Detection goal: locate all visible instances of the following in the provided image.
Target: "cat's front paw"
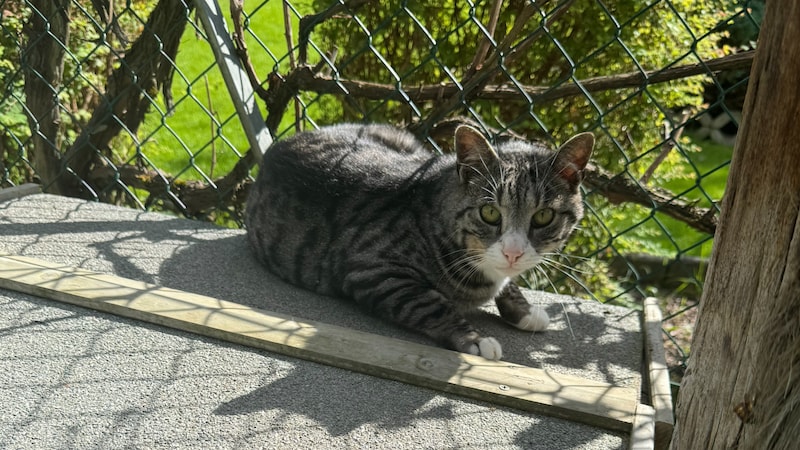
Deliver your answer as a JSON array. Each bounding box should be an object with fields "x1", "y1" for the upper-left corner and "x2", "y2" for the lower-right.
[
  {"x1": 466, "y1": 336, "x2": 503, "y2": 360},
  {"x1": 512, "y1": 305, "x2": 550, "y2": 332}
]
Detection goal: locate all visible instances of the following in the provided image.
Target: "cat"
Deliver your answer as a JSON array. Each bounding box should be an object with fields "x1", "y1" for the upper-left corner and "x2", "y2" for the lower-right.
[{"x1": 245, "y1": 123, "x2": 594, "y2": 360}]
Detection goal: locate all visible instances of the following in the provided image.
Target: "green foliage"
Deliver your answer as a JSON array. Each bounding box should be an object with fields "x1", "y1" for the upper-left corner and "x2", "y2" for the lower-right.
[
  {"x1": 0, "y1": 0, "x2": 161, "y2": 184},
  {"x1": 303, "y1": 0, "x2": 727, "y2": 139},
  {"x1": 0, "y1": 2, "x2": 29, "y2": 184}
]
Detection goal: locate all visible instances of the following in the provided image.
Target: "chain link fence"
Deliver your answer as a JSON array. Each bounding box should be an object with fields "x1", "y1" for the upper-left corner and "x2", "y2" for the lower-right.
[{"x1": 1, "y1": 0, "x2": 762, "y2": 384}]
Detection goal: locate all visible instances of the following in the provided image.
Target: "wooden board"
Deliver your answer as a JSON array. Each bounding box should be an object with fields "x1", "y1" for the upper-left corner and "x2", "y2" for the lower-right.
[
  {"x1": 630, "y1": 404, "x2": 656, "y2": 450},
  {"x1": 0, "y1": 254, "x2": 638, "y2": 432},
  {"x1": 0, "y1": 184, "x2": 41, "y2": 202},
  {"x1": 643, "y1": 297, "x2": 674, "y2": 449}
]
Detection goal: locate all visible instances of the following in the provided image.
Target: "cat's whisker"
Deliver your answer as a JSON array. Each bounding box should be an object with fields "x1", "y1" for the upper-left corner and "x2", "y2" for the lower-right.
[
  {"x1": 553, "y1": 251, "x2": 591, "y2": 262},
  {"x1": 539, "y1": 260, "x2": 597, "y2": 301},
  {"x1": 533, "y1": 265, "x2": 558, "y2": 293},
  {"x1": 560, "y1": 300, "x2": 577, "y2": 340},
  {"x1": 541, "y1": 257, "x2": 592, "y2": 275},
  {"x1": 435, "y1": 245, "x2": 487, "y2": 292},
  {"x1": 532, "y1": 266, "x2": 576, "y2": 340}
]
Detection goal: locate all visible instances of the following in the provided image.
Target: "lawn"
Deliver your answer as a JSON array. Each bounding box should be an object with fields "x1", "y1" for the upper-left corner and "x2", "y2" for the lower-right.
[
  {"x1": 132, "y1": 1, "x2": 299, "y2": 180},
  {"x1": 599, "y1": 137, "x2": 733, "y2": 260}
]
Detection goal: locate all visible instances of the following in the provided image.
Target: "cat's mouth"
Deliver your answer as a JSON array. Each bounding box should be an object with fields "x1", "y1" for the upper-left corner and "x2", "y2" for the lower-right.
[
  {"x1": 497, "y1": 257, "x2": 541, "y2": 278},
  {"x1": 495, "y1": 262, "x2": 533, "y2": 278}
]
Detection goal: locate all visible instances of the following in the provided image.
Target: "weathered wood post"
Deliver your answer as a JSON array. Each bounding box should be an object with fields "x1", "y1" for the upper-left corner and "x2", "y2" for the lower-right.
[{"x1": 671, "y1": 2, "x2": 800, "y2": 448}]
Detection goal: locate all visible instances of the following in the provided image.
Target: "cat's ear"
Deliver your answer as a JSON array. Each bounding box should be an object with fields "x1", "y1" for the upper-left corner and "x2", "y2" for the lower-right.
[
  {"x1": 455, "y1": 125, "x2": 500, "y2": 184},
  {"x1": 555, "y1": 132, "x2": 594, "y2": 185}
]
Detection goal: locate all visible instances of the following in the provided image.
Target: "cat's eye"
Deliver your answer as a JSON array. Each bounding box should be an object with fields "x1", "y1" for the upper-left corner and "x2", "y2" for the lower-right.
[
  {"x1": 479, "y1": 204, "x2": 502, "y2": 225},
  {"x1": 532, "y1": 208, "x2": 555, "y2": 227}
]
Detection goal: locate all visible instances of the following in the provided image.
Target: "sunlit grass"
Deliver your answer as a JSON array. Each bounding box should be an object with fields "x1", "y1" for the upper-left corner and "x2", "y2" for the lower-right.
[{"x1": 133, "y1": 1, "x2": 295, "y2": 179}]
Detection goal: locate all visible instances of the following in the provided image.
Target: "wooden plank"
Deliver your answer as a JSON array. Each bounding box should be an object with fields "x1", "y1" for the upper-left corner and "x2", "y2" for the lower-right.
[
  {"x1": 0, "y1": 184, "x2": 41, "y2": 202},
  {"x1": 642, "y1": 298, "x2": 674, "y2": 449},
  {"x1": 630, "y1": 404, "x2": 655, "y2": 450},
  {"x1": 194, "y1": 0, "x2": 272, "y2": 156},
  {"x1": 0, "y1": 254, "x2": 638, "y2": 432}
]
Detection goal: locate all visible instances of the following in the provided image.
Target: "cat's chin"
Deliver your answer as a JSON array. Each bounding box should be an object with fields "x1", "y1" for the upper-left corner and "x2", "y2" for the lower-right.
[
  {"x1": 484, "y1": 259, "x2": 540, "y2": 282},
  {"x1": 484, "y1": 266, "x2": 528, "y2": 284}
]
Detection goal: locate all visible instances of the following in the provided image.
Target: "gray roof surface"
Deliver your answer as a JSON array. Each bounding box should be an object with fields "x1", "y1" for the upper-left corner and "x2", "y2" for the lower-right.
[{"x1": 0, "y1": 193, "x2": 641, "y2": 449}]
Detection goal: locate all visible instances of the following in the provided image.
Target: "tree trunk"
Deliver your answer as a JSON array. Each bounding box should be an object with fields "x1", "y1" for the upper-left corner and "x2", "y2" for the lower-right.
[
  {"x1": 671, "y1": 2, "x2": 800, "y2": 449},
  {"x1": 23, "y1": 0, "x2": 71, "y2": 194},
  {"x1": 61, "y1": 0, "x2": 191, "y2": 199}
]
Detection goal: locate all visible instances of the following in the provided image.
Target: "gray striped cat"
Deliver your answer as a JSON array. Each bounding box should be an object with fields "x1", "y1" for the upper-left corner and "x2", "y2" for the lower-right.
[{"x1": 245, "y1": 124, "x2": 594, "y2": 360}]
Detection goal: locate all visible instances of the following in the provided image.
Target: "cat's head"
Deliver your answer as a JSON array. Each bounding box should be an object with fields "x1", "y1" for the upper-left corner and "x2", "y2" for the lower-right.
[{"x1": 453, "y1": 125, "x2": 594, "y2": 283}]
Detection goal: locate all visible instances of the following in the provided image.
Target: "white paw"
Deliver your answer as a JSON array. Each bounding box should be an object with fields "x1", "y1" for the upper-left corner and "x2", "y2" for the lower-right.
[
  {"x1": 513, "y1": 305, "x2": 549, "y2": 332},
  {"x1": 467, "y1": 337, "x2": 503, "y2": 360}
]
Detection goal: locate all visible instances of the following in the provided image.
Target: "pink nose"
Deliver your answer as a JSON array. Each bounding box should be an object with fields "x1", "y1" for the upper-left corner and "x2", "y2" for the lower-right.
[{"x1": 503, "y1": 248, "x2": 524, "y2": 264}]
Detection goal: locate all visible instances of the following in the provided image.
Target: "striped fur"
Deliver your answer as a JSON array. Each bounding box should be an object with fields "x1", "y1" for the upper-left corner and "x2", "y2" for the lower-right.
[{"x1": 245, "y1": 124, "x2": 593, "y2": 360}]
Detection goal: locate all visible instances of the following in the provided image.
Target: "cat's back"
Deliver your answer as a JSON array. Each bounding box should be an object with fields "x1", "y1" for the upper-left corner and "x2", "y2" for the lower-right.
[
  {"x1": 245, "y1": 123, "x2": 446, "y2": 293},
  {"x1": 261, "y1": 124, "x2": 435, "y2": 193}
]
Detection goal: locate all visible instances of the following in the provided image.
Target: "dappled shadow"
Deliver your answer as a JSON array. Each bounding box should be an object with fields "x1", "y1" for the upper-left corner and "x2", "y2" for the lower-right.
[
  {"x1": 466, "y1": 295, "x2": 642, "y2": 389},
  {"x1": 0, "y1": 193, "x2": 638, "y2": 445},
  {"x1": 214, "y1": 363, "x2": 447, "y2": 436},
  {"x1": 0, "y1": 194, "x2": 642, "y2": 389}
]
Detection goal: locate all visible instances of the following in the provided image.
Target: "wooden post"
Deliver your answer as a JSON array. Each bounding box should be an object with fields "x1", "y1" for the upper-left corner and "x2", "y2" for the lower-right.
[{"x1": 671, "y1": 2, "x2": 800, "y2": 449}]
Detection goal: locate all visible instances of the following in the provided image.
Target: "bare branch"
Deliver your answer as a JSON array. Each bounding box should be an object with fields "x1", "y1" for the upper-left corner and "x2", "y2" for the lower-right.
[
  {"x1": 464, "y1": 0, "x2": 504, "y2": 79},
  {"x1": 297, "y1": 0, "x2": 371, "y2": 65},
  {"x1": 281, "y1": 0, "x2": 303, "y2": 131},
  {"x1": 584, "y1": 164, "x2": 718, "y2": 235},
  {"x1": 89, "y1": 150, "x2": 256, "y2": 217},
  {"x1": 267, "y1": 50, "x2": 753, "y2": 108},
  {"x1": 230, "y1": 0, "x2": 269, "y2": 100},
  {"x1": 409, "y1": 2, "x2": 545, "y2": 137},
  {"x1": 640, "y1": 110, "x2": 692, "y2": 185}
]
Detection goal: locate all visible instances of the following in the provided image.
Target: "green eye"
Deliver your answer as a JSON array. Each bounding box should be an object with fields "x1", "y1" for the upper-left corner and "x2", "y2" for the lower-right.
[
  {"x1": 532, "y1": 208, "x2": 555, "y2": 227},
  {"x1": 479, "y1": 204, "x2": 502, "y2": 225}
]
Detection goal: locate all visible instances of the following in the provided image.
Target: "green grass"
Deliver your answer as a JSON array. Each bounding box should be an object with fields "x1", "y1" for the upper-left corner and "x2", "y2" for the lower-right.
[
  {"x1": 663, "y1": 138, "x2": 732, "y2": 203},
  {"x1": 607, "y1": 137, "x2": 733, "y2": 259},
  {"x1": 129, "y1": 1, "x2": 297, "y2": 180}
]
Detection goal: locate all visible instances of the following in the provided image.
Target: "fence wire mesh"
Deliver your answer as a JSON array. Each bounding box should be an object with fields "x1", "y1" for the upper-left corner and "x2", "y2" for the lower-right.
[{"x1": 1, "y1": 0, "x2": 762, "y2": 384}]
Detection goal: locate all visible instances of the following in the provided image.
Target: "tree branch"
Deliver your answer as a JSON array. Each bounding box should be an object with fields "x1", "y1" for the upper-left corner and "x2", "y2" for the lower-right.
[
  {"x1": 88, "y1": 149, "x2": 256, "y2": 217},
  {"x1": 230, "y1": 0, "x2": 269, "y2": 100},
  {"x1": 61, "y1": 0, "x2": 191, "y2": 198},
  {"x1": 265, "y1": 50, "x2": 754, "y2": 108},
  {"x1": 297, "y1": 0, "x2": 371, "y2": 66},
  {"x1": 583, "y1": 164, "x2": 718, "y2": 235},
  {"x1": 640, "y1": 110, "x2": 691, "y2": 185},
  {"x1": 409, "y1": 2, "x2": 547, "y2": 137}
]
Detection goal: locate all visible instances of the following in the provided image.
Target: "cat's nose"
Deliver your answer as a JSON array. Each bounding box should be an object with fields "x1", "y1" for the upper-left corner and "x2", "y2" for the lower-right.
[{"x1": 503, "y1": 248, "x2": 524, "y2": 264}]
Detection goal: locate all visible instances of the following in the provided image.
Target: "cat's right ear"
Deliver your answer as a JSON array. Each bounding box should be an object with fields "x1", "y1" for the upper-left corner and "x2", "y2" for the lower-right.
[
  {"x1": 455, "y1": 125, "x2": 500, "y2": 184},
  {"x1": 555, "y1": 132, "x2": 594, "y2": 186}
]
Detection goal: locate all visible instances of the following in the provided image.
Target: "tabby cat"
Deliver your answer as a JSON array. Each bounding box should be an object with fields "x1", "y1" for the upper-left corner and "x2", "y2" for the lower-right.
[{"x1": 245, "y1": 124, "x2": 594, "y2": 360}]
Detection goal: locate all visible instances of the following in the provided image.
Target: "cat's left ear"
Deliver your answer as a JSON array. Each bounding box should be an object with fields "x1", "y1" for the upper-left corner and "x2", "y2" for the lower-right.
[
  {"x1": 556, "y1": 132, "x2": 594, "y2": 185},
  {"x1": 455, "y1": 125, "x2": 500, "y2": 184}
]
